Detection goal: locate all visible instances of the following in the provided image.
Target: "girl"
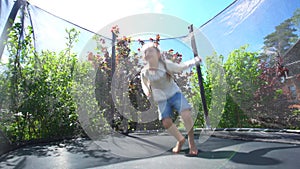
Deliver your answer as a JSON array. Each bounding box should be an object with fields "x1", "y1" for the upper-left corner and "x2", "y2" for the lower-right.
[{"x1": 140, "y1": 44, "x2": 201, "y2": 155}]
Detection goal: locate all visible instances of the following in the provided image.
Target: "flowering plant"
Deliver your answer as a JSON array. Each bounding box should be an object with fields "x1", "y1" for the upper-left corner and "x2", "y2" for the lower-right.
[{"x1": 86, "y1": 25, "x2": 195, "y2": 132}]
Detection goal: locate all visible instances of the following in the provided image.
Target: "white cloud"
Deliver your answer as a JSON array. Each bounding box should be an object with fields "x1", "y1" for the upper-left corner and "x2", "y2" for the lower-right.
[
  {"x1": 30, "y1": 0, "x2": 164, "y2": 31},
  {"x1": 151, "y1": 0, "x2": 164, "y2": 13},
  {"x1": 219, "y1": 0, "x2": 264, "y2": 35}
]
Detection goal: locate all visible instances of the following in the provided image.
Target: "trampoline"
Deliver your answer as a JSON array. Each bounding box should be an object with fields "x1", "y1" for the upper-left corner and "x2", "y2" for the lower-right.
[{"x1": 1, "y1": 0, "x2": 300, "y2": 168}]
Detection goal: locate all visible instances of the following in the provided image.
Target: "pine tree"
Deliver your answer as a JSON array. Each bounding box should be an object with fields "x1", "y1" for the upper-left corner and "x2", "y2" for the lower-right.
[{"x1": 263, "y1": 18, "x2": 298, "y2": 57}]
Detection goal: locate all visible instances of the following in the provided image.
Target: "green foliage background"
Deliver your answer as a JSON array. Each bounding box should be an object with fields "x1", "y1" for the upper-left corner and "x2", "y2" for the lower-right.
[
  {"x1": 0, "y1": 23, "x2": 87, "y2": 143},
  {"x1": 1, "y1": 8, "x2": 300, "y2": 144}
]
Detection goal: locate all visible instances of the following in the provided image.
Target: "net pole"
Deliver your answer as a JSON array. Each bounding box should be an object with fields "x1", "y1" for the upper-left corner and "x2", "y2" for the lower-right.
[{"x1": 188, "y1": 24, "x2": 211, "y2": 129}]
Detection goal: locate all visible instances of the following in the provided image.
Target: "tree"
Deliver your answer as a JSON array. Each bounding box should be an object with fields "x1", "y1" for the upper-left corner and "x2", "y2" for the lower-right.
[
  {"x1": 223, "y1": 45, "x2": 261, "y2": 127},
  {"x1": 291, "y1": 8, "x2": 300, "y2": 34},
  {"x1": 1, "y1": 22, "x2": 85, "y2": 142},
  {"x1": 263, "y1": 18, "x2": 298, "y2": 58},
  {"x1": 89, "y1": 27, "x2": 196, "y2": 133},
  {"x1": 256, "y1": 11, "x2": 300, "y2": 128},
  {"x1": 190, "y1": 54, "x2": 227, "y2": 128}
]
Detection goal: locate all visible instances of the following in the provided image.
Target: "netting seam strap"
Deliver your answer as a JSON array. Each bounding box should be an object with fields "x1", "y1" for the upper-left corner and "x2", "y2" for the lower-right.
[{"x1": 199, "y1": 0, "x2": 238, "y2": 29}]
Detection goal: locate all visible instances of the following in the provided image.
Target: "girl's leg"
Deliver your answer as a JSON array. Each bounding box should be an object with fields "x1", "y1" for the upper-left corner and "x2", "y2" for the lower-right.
[
  {"x1": 181, "y1": 109, "x2": 198, "y2": 155},
  {"x1": 162, "y1": 117, "x2": 185, "y2": 153}
]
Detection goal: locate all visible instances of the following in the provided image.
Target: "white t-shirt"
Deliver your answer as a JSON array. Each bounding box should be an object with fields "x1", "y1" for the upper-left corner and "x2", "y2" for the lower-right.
[{"x1": 141, "y1": 58, "x2": 198, "y2": 102}]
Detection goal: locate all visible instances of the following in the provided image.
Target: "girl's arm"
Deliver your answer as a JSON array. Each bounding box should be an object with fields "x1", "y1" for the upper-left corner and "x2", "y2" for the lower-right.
[{"x1": 165, "y1": 56, "x2": 201, "y2": 73}]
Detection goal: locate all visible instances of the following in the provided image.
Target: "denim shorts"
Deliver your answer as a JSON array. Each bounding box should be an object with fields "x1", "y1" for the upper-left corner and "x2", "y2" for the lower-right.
[{"x1": 157, "y1": 92, "x2": 192, "y2": 120}]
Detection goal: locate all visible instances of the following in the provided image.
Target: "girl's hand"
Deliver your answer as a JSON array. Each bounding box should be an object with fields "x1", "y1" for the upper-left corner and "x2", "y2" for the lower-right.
[
  {"x1": 146, "y1": 94, "x2": 152, "y2": 102},
  {"x1": 194, "y1": 56, "x2": 202, "y2": 65},
  {"x1": 145, "y1": 92, "x2": 151, "y2": 98}
]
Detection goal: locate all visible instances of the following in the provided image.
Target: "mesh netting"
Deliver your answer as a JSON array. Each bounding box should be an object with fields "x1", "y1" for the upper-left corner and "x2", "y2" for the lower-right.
[{"x1": 0, "y1": 0, "x2": 300, "y2": 158}]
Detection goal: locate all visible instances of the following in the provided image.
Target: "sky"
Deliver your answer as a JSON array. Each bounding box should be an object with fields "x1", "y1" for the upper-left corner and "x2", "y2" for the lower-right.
[
  {"x1": 200, "y1": 0, "x2": 300, "y2": 56},
  {"x1": 27, "y1": 0, "x2": 300, "y2": 56},
  {"x1": 29, "y1": 0, "x2": 235, "y2": 31},
  {"x1": 2, "y1": 0, "x2": 299, "y2": 63},
  {"x1": 25, "y1": 0, "x2": 235, "y2": 61}
]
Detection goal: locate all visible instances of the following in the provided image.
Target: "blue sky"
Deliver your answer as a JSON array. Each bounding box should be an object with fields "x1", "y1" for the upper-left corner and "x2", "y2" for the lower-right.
[
  {"x1": 200, "y1": 0, "x2": 300, "y2": 56},
  {"x1": 155, "y1": 0, "x2": 235, "y2": 28},
  {"x1": 29, "y1": 0, "x2": 235, "y2": 31},
  {"x1": 28, "y1": 0, "x2": 300, "y2": 56},
  {"x1": 2, "y1": 0, "x2": 299, "y2": 63},
  {"x1": 26, "y1": 0, "x2": 234, "y2": 60}
]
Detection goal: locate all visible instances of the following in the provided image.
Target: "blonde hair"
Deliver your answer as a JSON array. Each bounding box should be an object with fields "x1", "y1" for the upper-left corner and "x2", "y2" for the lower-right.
[{"x1": 141, "y1": 42, "x2": 160, "y2": 59}]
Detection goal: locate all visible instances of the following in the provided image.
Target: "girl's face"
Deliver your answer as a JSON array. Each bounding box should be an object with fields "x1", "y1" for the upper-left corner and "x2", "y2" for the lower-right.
[{"x1": 144, "y1": 47, "x2": 160, "y2": 64}]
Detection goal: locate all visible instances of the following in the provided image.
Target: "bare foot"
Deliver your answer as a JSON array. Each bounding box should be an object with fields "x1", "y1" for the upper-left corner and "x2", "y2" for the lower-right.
[
  {"x1": 189, "y1": 147, "x2": 198, "y2": 156},
  {"x1": 172, "y1": 138, "x2": 185, "y2": 153}
]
